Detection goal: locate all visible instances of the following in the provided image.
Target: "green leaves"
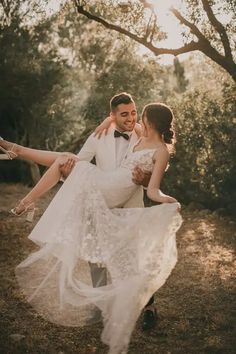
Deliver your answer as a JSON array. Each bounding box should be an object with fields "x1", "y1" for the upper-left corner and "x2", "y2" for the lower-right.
[{"x1": 163, "y1": 78, "x2": 236, "y2": 212}]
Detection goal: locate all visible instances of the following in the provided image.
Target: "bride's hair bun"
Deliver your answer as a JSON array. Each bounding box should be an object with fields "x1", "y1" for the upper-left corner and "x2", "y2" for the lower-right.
[{"x1": 163, "y1": 128, "x2": 174, "y2": 144}]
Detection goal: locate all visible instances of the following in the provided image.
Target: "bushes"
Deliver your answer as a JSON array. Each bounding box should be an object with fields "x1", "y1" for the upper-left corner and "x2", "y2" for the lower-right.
[{"x1": 162, "y1": 82, "x2": 236, "y2": 214}]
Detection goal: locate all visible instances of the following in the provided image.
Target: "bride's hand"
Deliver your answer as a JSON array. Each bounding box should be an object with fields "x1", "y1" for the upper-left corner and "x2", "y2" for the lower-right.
[
  {"x1": 94, "y1": 116, "x2": 115, "y2": 138},
  {"x1": 159, "y1": 195, "x2": 178, "y2": 203},
  {"x1": 147, "y1": 188, "x2": 178, "y2": 204}
]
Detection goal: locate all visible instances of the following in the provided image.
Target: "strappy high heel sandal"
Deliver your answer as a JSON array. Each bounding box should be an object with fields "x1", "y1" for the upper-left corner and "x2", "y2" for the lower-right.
[
  {"x1": 11, "y1": 200, "x2": 36, "y2": 222},
  {"x1": 0, "y1": 137, "x2": 18, "y2": 160}
]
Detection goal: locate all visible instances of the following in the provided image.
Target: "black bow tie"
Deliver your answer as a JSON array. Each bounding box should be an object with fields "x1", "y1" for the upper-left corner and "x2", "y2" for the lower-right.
[{"x1": 114, "y1": 130, "x2": 130, "y2": 140}]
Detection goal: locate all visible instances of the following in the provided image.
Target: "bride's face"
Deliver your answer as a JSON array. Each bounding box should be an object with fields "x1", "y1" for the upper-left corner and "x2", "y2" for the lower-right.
[{"x1": 112, "y1": 103, "x2": 137, "y2": 132}]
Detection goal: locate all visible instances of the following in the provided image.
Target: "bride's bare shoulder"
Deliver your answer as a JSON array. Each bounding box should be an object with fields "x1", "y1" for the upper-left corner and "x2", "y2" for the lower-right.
[{"x1": 153, "y1": 145, "x2": 169, "y2": 162}]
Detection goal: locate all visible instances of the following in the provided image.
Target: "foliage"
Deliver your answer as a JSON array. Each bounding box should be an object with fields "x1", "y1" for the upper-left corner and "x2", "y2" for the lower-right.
[
  {"x1": 55, "y1": 4, "x2": 166, "y2": 130},
  {"x1": 162, "y1": 76, "x2": 236, "y2": 212},
  {"x1": 173, "y1": 57, "x2": 189, "y2": 93},
  {"x1": 0, "y1": 1, "x2": 88, "y2": 182},
  {"x1": 0, "y1": 1, "x2": 72, "y2": 149},
  {"x1": 0, "y1": 1, "x2": 165, "y2": 181},
  {"x1": 75, "y1": 0, "x2": 236, "y2": 81},
  {"x1": 81, "y1": 51, "x2": 165, "y2": 124}
]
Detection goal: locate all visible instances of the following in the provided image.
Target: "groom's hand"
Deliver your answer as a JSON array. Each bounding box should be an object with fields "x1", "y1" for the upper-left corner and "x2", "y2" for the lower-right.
[
  {"x1": 132, "y1": 166, "x2": 151, "y2": 187},
  {"x1": 59, "y1": 158, "x2": 76, "y2": 179}
]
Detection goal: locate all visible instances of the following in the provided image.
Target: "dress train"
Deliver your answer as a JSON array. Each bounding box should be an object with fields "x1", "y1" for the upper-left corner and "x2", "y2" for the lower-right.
[{"x1": 16, "y1": 157, "x2": 182, "y2": 354}]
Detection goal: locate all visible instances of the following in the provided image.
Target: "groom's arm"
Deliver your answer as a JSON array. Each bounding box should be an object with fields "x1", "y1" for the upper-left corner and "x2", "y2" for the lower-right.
[
  {"x1": 60, "y1": 133, "x2": 97, "y2": 178},
  {"x1": 76, "y1": 132, "x2": 97, "y2": 161},
  {"x1": 132, "y1": 166, "x2": 151, "y2": 188}
]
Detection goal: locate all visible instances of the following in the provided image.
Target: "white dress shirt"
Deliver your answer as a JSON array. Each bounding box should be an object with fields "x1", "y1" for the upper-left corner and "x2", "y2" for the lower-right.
[{"x1": 114, "y1": 131, "x2": 132, "y2": 167}]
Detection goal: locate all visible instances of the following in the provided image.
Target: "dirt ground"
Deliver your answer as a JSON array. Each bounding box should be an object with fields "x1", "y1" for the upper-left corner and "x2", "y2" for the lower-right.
[{"x1": 0, "y1": 183, "x2": 235, "y2": 354}]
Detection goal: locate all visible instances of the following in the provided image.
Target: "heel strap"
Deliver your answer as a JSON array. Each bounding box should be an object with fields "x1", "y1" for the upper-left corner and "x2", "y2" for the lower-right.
[
  {"x1": 0, "y1": 142, "x2": 18, "y2": 160},
  {"x1": 7, "y1": 143, "x2": 17, "y2": 159},
  {"x1": 11, "y1": 200, "x2": 35, "y2": 216}
]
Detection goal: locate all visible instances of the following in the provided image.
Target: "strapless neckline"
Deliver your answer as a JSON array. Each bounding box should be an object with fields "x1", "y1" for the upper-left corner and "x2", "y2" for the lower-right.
[
  {"x1": 131, "y1": 137, "x2": 159, "y2": 154},
  {"x1": 132, "y1": 147, "x2": 156, "y2": 153}
]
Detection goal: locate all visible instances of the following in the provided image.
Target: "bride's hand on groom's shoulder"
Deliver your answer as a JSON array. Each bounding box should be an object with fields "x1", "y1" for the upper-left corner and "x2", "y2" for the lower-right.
[{"x1": 94, "y1": 116, "x2": 115, "y2": 138}]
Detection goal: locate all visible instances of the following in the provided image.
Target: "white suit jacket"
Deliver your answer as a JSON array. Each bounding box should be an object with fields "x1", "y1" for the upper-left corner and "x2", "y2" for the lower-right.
[{"x1": 77, "y1": 128, "x2": 144, "y2": 208}]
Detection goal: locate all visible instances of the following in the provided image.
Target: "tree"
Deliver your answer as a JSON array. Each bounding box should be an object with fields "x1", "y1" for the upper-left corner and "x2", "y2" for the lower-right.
[
  {"x1": 0, "y1": 0, "x2": 48, "y2": 27},
  {"x1": 0, "y1": 1, "x2": 166, "y2": 182},
  {"x1": 54, "y1": 3, "x2": 166, "y2": 142},
  {"x1": 0, "y1": 1, "x2": 76, "y2": 182},
  {"x1": 173, "y1": 57, "x2": 189, "y2": 93},
  {"x1": 74, "y1": 0, "x2": 236, "y2": 82},
  {"x1": 164, "y1": 78, "x2": 236, "y2": 213}
]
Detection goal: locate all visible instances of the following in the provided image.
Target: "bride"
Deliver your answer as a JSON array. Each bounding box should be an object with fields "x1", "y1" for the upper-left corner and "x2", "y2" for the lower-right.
[{"x1": 0, "y1": 102, "x2": 182, "y2": 354}]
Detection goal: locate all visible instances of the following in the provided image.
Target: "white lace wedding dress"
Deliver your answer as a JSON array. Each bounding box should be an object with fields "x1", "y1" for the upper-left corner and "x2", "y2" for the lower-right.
[{"x1": 16, "y1": 147, "x2": 182, "y2": 354}]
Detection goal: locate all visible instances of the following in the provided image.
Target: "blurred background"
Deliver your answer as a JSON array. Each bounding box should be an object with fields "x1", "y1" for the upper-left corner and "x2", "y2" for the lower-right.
[{"x1": 0, "y1": 0, "x2": 235, "y2": 215}]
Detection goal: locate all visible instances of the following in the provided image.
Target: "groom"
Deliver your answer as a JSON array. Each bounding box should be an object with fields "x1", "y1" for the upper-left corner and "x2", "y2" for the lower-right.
[{"x1": 60, "y1": 92, "x2": 157, "y2": 331}]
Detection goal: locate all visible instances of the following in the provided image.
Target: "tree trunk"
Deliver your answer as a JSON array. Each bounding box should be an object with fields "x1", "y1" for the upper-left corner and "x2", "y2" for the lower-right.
[{"x1": 26, "y1": 161, "x2": 41, "y2": 185}]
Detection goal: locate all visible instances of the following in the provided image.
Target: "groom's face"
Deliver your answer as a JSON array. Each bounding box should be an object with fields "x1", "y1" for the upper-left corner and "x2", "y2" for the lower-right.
[{"x1": 112, "y1": 102, "x2": 137, "y2": 132}]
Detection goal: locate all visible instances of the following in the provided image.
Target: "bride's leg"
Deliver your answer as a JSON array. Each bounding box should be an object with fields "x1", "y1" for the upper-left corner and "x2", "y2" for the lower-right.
[
  {"x1": 13, "y1": 154, "x2": 79, "y2": 215},
  {"x1": 0, "y1": 139, "x2": 63, "y2": 166},
  {"x1": 17, "y1": 147, "x2": 61, "y2": 166}
]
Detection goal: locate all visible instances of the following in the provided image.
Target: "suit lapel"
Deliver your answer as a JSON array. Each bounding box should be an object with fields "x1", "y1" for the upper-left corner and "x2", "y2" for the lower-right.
[{"x1": 100, "y1": 129, "x2": 139, "y2": 169}]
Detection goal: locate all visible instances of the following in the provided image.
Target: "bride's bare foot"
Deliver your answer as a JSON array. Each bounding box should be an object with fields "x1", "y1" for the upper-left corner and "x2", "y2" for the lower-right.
[
  {"x1": 11, "y1": 199, "x2": 36, "y2": 222},
  {"x1": 0, "y1": 137, "x2": 19, "y2": 160}
]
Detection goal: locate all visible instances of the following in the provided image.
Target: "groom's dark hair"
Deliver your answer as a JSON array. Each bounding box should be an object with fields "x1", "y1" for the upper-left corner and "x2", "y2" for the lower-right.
[{"x1": 110, "y1": 92, "x2": 134, "y2": 111}]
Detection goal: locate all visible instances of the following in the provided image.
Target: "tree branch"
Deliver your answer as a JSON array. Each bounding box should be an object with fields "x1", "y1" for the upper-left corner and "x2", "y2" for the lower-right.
[
  {"x1": 74, "y1": 2, "x2": 152, "y2": 47},
  {"x1": 149, "y1": 12, "x2": 158, "y2": 44},
  {"x1": 74, "y1": 1, "x2": 236, "y2": 81},
  {"x1": 170, "y1": 6, "x2": 236, "y2": 80},
  {"x1": 201, "y1": 0, "x2": 233, "y2": 60},
  {"x1": 152, "y1": 41, "x2": 201, "y2": 55},
  {"x1": 144, "y1": 12, "x2": 153, "y2": 40},
  {"x1": 170, "y1": 7, "x2": 209, "y2": 44},
  {"x1": 74, "y1": 2, "x2": 201, "y2": 56},
  {"x1": 138, "y1": 0, "x2": 154, "y2": 11}
]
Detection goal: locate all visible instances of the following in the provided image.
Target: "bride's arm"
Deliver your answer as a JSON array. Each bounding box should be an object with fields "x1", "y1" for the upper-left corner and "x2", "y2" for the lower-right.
[
  {"x1": 94, "y1": 119, "x2": 142, "y2": 138},
  {"x1": 94, "y1": 115, "x2": 115, "y2": 138},
  {"x1": 147, "y1": 148, "x2": 178, "y2": 203},
  {"x1": 134, "y1": 123, "x2": 142, "y2": 138}
]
